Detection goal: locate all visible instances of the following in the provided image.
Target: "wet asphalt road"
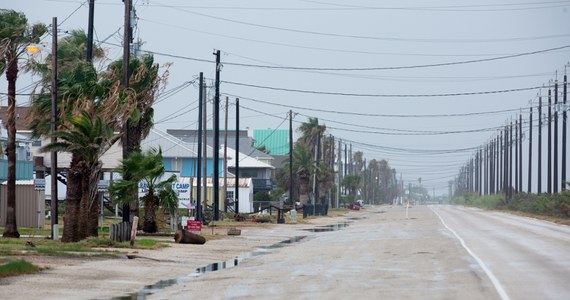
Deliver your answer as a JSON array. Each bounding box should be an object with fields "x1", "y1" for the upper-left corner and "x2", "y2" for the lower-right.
[{"x1": 431, "y1": 205, "x2": 570, "y2": 300}]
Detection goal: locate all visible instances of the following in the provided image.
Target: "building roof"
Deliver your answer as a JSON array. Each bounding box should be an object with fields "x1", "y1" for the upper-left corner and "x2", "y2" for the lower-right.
[
  {"x1": 142, "y1": 128, "x2": 216, "y2": 158},
  {"x1": 253, "y1": 129, "x2": 290, "y2": 155},
  {"x1": 167, "y1": 129, "x2": 273, "y2": 160},
  {"x1": 225, "y1": 146, "x2": 274, "y2": 169}
]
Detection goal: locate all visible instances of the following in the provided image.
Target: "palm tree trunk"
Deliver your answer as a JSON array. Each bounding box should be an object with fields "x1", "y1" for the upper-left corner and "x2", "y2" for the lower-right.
[
  {"x1": 86, "y1": 163, "x2": 102, "y2": 237},
  {"x1": 142, "y1": 191, "x2": 157, "y2": 233},
  {"x1": 62, "y1": 155, "x2": 83, "y2": 242},
  {"x1": 2, "y1": 60, "x2": 19, "y2": 238},
  {"x1": 299, "y1": 177, "x2": 310, "y2": 205}
]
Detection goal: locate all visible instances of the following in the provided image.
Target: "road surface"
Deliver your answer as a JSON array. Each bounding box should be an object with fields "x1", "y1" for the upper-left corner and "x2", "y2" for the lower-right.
[
  {"x1": 3, "y1": 205, "x2": 569, "y2": 299},
  {"x1": 147, "y1": 205, "x2": 569, "y2": 299}
]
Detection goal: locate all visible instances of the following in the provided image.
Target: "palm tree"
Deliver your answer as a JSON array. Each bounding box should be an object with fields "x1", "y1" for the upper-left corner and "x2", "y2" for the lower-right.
[
  {"x1": 109, "y1": 147, "x2": 177, "y2": 233},
  {"x1": 101, "y1": 54, "x2": 166, "y2": 222},
  {"x1": 40, "y1": 112, "x2": 118, "y2": 242},
  {"x1": 0, "y1": 10, "x2": 46, "y2": 238},
  {"x1": 298, "y1": 117, "x2": 326, "y2": 158}
]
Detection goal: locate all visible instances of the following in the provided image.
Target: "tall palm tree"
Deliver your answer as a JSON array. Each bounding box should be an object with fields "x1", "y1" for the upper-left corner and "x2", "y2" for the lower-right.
[
  {"x1": 298, "y1": 117, "x2": 326, "y2": 158},
  {"x1": 40, "y1": 112, "x2": 118, "y2": 242},
  {"x1": 109, "y1": 147, "x2": 177, "y2": 233},
  {"x1": 0, "y1": 10, "x2": 46, "y2": 238},
  {"x1": 101, "y1": 54, "x2": 166, "y2": 222}
]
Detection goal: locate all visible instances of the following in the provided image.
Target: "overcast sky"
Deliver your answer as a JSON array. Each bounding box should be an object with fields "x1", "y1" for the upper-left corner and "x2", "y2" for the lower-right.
[{"x1": 1, "y1": 0, "x2": 569, "y2": 195}]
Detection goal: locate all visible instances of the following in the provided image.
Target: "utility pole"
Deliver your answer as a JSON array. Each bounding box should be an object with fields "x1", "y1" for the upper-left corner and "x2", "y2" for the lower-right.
[
  {"x1": 121, "y1": 0, "x2": 132, "y2": 223},
  {"x1": 86, "y1": 0, "x2": 95, "y2": 61},
  {"x1": 235, "y1": 98, "x2": 240, "y2": 213},
  {"x1": 515, "y1": 119, "x2": 519, "y2": 193},
  {"x1": 509, "y1": 121, "x2": 513, "y2": 199},
  {"x1": 503, "y1": 126, "x2": 509, "y2": 196},
  {"x1": 548, "y1": 89, "x2": 552, "y2": 194},
  {"x1": 337, "y1": 139, "x2": 342, "y2": 208},
  {"x1": 50, "y1": 17, "x2": 59, "y2": 240},
  {"x1": 518, "y1": 114, "x2": 523, "y2": 193},
  {"x1": 213, "y1": 50, "x2": 221, "y2": 220},
  {"x1": 223, "y1": 96, "x2": 228, "y2": 212},
  {"x1": 554, "y1": 81, "x2": 559, "y2": 194},
  {"x1": 196, "y1": 73, "x2": 203, "y2": 221},
  {"x1": 562, "y1": 74, "x2": 567, "y2": 191},
  {"x1": 289, "y1": 110, "x2": 294, "y2": 207},
  {"x1": 202, "y1": 82, "x2": 207, "y2": 219},
  {"x1": 538, "y1": 96, "x2": 543, "y2": 193},
  {"x1": 528, "y1": 106, "x2": 533, "y2": 193}
]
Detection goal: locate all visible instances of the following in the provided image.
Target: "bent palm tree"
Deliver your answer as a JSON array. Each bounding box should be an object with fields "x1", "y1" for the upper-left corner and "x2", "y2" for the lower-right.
[
  {"x1": 0, "y1": 10, "x2": 46, "y2": 238},
  {"x1": 40, "y1": 112, "x2": 118, "y2": 242}
]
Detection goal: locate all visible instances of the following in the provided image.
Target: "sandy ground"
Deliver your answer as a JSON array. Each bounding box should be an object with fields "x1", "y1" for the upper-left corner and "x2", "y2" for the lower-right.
[{"x1": 0, "y1": 206, "x2": 500, "y2": 300}]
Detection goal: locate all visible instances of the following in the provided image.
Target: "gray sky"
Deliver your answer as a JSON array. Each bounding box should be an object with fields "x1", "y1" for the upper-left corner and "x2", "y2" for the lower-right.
[{"x1": 1, "y1": 0, "x2": 569, "y2": 195}]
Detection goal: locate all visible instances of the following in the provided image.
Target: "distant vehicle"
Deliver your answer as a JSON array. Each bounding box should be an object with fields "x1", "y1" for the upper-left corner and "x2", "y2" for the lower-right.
[{"x1": 356, "y1": 200, "x2": 364, "y2": 207}]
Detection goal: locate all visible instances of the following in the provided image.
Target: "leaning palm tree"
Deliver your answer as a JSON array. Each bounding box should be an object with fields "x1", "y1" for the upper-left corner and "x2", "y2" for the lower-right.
[
  {"x1": 109, "y1": 147, "x2": 177, "y2": 233},
  {"x1": 0, "y1": 10, "x2": 46, "y2": 238},
  {"x1": 40, "y1": 112, "x2": 118, "y2": 242},
  {"x1": 101, "y1": 54, "x2": 167, "y2": 223}
]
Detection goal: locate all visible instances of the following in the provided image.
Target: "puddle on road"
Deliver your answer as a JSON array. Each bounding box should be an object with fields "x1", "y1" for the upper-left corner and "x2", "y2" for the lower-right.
[
  {"x1": 111, "y1": 236, "x2": 308, "y2": 300},
  {"x1": 302, "y1": 222, "x2": 349, "y2": 232}
]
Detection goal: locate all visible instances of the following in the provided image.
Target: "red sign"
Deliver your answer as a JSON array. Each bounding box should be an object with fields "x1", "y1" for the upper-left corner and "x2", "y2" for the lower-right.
[{"x1": 187, "y1": 220, "x2": 202, "y2": 233}]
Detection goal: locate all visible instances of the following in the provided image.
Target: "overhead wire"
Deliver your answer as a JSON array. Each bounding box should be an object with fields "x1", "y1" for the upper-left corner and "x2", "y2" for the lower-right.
[{"x1": 224, "y1": 80, "x2": 548, "y2": 98}]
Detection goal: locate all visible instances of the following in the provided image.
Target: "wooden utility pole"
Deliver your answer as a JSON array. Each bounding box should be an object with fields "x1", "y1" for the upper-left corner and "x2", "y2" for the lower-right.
[
  {"x1": 235, "y1": 98, "x2": 240, "y2": 213},
  {"x1": 121, "y1": 0, "x2": 132, "y2": 223},
  {"x1": 528, "y1": 106, "x2": 533, "y2": 193},
  {"x1": 86, "y1": 0, "x2": 95, "y2": 61},
  {"x1": 289, "y1": 110, "x2": 294, "y2": 206},
  {"x1": 554, "y1": 82, "x2": 559, "y2": 194},
  {"x1": 196, "y1": 73, "x2": 203, "y2": 221},
  {"x1": 548, "y1": 89, "x2": 552, "y2": 194},
  {"x1": 538, "y1": 96, "x2": 543, "y2": 193},
  {"x1": 562, "y1": 75, "x2": 567, "y2": 191},
  {"x1": 223, "y1": 97, "x2": 228, "y2": 212},
  {"x1": 51, "y1": 17, "x2": 59, "y2": 240},
  {"x1": 213, "y1": 50, "x2": 220, "y2": 220},
  {"x1": 202, "y1": 82, "x2": 208, "y2": 219}
]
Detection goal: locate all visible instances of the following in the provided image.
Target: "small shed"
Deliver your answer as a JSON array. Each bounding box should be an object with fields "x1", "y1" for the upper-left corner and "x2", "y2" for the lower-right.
[{"x1": 0, "y1": 180, "x2": 45, "y2": 228}]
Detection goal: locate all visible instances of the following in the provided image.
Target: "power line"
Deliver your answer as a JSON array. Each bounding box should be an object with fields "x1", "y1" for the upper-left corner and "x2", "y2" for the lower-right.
[
  {"x1": 227, "y1": 93, "x2": 528, "y2": 118},
  {"x1": 165, "y1": 5, "x2": 570, "y2": 43},
  {"x1": 223, "y1": 80, "x2": 548, "y2": 98},
  {"x1": 222, "y1": 45, "x2": 570, "y2": 71}
]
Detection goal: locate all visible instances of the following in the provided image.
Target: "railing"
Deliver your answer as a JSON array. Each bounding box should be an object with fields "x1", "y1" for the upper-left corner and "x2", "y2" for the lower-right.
[{"x1": 252, "y1": 179, "x2": 275, "y2": 191}]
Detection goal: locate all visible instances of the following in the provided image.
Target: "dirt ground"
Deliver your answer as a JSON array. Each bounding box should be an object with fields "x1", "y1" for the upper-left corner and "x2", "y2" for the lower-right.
[
  {"x1": 0, "y1": 211, "x2": 353, "y2": 300},
  {"x1": 0, "y1": 206, "x2": 499, "y2": 300}
]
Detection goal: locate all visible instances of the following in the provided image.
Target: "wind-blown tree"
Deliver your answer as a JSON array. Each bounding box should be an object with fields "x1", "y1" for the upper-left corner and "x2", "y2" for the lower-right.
[
  {"x1": 109, "y1": 147, "x2": 177, "y2": 233},
  {"x1": 40, "y1": 112, "x2": 118, "y2": 241},
  {"x1": 28, "y1": 31, "x2": 130, "y2": 241},
  {"x1": 29, "y1": 30, "x2": 166, "y2": 240},
  {"x1": 101, "y1": 55, "x2": 168, "y2": 222},
  {"x1": 298, "y1": 118, "x2": 327, "y2": 204},
  {"x1": 280, "y1": 142, "x2": 316, "y2": 205},
  {"x1": 0, "y1": 10, "x2": 46, "y2": 238}
]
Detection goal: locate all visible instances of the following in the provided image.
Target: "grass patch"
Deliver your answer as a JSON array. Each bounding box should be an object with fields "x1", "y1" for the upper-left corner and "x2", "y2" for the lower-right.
[{"x1": 0, "y1": 259, "x2": 40, "y2": 278}]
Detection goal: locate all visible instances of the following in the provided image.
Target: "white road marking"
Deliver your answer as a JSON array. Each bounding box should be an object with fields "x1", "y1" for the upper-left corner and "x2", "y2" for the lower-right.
[{"x1": 429, "y1": 206, "x2": 510, "y2": 300}]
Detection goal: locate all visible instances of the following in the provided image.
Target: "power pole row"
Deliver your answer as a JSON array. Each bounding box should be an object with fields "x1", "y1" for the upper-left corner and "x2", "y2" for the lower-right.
[{"x1": 456, "y1": 78, "x2": 568, "y2": 197}]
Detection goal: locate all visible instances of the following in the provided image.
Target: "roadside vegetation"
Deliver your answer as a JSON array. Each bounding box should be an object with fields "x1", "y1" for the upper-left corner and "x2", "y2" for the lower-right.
[
  {"x1": 453, "y1": 187, "x2": 570, "y2": 225},
  {"x1": 0, "y1": 259, "x2": 39, "y2": 278}
]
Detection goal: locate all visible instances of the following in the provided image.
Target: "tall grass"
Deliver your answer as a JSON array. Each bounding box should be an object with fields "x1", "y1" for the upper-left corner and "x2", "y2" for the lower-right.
[{"x1": 0, "y1": 259, "x2": 39, "y2": 278}]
